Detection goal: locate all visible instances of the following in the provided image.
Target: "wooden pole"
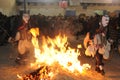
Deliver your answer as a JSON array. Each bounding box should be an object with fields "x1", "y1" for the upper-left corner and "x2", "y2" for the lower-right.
[{"x1": 23, "y1": 0, "x2": 26, "y2": 13}]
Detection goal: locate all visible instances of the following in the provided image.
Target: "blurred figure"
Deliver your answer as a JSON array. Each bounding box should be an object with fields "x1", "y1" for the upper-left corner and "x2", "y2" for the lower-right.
[
  {"x1": 15, "y1": 13, "x2": 34, "y2": 65},
  {"x1": 84, "y1": 14, "x2": 111, "y2": 75}
]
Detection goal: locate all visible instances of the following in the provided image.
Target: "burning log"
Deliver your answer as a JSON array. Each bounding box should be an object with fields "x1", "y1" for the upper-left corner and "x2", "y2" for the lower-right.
[{"x1": 21, "y1": 66, "x2": 51, "y2": 80}]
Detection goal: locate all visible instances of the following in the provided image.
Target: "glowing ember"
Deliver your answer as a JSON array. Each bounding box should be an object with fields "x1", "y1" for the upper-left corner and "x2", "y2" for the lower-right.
[
  {"x1": 17, "y1": 74, "x2": 23, "y2": 79},
  {"x1": 17, "y1": 28, "x2": 91, "y2": 80}
]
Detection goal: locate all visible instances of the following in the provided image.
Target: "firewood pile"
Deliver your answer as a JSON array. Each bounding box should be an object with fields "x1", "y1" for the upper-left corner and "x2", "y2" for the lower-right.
[{"x1": 21, "y1": 66, "x2": 51, "y2": 80}]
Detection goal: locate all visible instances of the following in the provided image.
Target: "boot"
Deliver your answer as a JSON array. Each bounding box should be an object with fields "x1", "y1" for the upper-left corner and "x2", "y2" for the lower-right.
[
  {"x1": 100, "y1": 69, "x2": 105, "y2": 75},
  {"x1": 95, "y1": 65, "x2": 105, "y2": 75},
  {"x1": 15, "y1": 54, "x2": 26, "y2": 65},
  {"x1": 95, "y1": 66, "x2": 100, "y2": 73},
  {"x1": 99, "y1": 65, "x2": 105, "y2": 75}
]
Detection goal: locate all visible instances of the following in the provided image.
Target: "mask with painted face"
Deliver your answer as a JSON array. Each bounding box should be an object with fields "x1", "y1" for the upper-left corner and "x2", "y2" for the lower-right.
[
  {"x1": 101, "y1": 15, "x2": 109, "y2": 27},
  {"x1": 22, "y1": 13, "x2": 30, "y2": 23}
]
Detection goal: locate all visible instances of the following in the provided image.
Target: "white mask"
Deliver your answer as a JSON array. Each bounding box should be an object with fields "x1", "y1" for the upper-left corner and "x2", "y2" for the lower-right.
[
  {"x1": 101, "y1": 15, "x2": 109, "y2": 27},
  {"x1": 22, "y1": 13, "x2": 30, "y2": 23}
]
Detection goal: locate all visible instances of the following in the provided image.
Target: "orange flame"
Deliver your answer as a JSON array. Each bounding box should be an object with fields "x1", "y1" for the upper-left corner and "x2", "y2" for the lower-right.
[{"x1": 29, "y1": 28, "x2": 91, "y2": 73}]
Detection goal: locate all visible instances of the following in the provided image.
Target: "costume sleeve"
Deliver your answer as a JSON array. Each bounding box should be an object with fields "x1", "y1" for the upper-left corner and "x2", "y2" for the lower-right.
[{"x1": 106, "y1": 26, "x2": 110, "y2": 40}]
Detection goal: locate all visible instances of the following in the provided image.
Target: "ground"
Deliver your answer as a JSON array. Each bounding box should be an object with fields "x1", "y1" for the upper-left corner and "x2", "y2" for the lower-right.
[{"x1": 0, "y1": 35, "x2": 120, "y2": 80}]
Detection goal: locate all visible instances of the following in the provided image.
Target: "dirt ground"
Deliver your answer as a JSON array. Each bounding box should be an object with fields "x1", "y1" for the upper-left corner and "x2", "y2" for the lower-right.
[{"x1": 0, "y1": 36, "x2": 120, "y2": 80}]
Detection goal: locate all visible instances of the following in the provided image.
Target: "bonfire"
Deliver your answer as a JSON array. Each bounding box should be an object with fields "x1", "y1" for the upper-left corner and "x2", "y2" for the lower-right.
[{"x1": 17, "y1": 28, "x2": 91, "y2": 80}]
